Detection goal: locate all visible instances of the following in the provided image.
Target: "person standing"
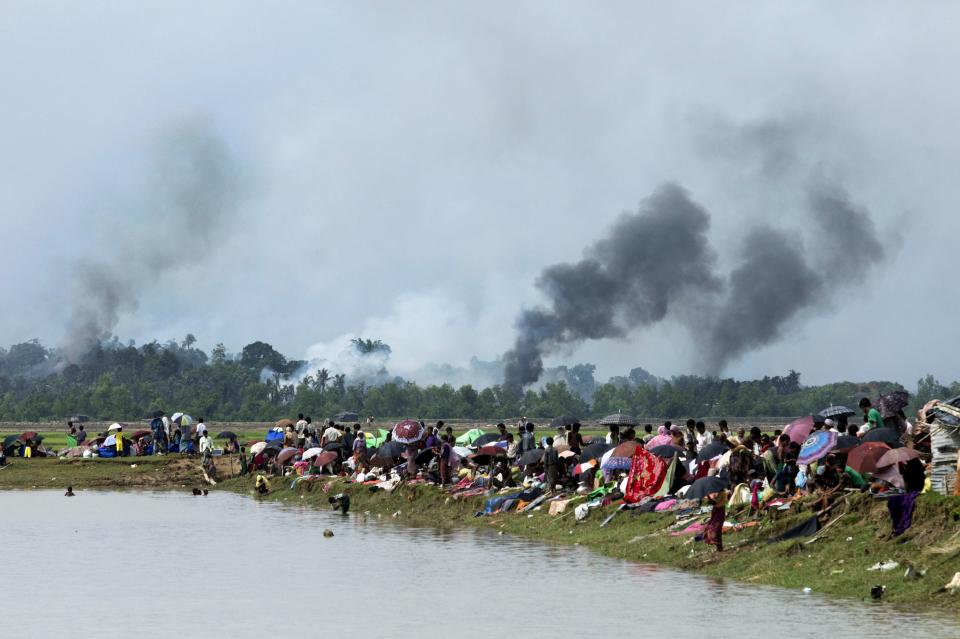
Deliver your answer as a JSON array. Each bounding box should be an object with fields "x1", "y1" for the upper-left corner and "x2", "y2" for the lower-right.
[
  {"x1": 295, "y1": 414, "x2": 307, "y2": 434},
  {"x1": 543, "y1": 437, "x2": 560, "y2": 494},
  {"x1": 438, "y1": 435, "x2": 452, "y2": 485},
  {"x1": 352, "y1": 428, "x2": 367, "y2": 472},
  {"x1": 115, "y1": 427, "x2": 124, "y2": 457},
  {"x1": 199, "y1": 430, "x2": 214, "y2": 458},
  {"x1": 76, "y1": 424, "x2": 87, "y2": 445},
  {"x1": 520, "y1": 423, "x2": 535, "y2": 454},
  {"x1": 695, "y1": 421, "x2": 713, "y2": 451},
  {"x1": 858, "y1": 398, "x2": 884, "y2": 433}
]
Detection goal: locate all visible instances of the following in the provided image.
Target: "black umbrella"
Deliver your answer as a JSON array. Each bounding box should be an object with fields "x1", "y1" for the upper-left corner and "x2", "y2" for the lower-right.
[
  {"x1": 415, "y1": 448, "x2": 436, "y2": 464},
  {"x1": 862, "y1": 428, "x2": 902, "y2": 446},
  {"x1": 150, "y1": 410, "x2": 165, "y2": 419},
  {"x1": 834, "y1": 435, "x2": 861, "y2": 451},
  {"x1": 876, "y1": 391, "x2": 910, "y2": 419},
  {"x1": 581, "y1": 442, "x2": 614, "y2": 463},
  {"x1": 685, "y1": 476, "x2": 730, "y2": 500},
  {"x1": 518, "y1": 449, "x2": 544, "y2": 466},
  {"x1": 216, "y1": 431, "x2": 237, "y2": 440},
  {"x1": 599, "y1": 413, "x2": 638, "y2": 427},
  {"x1": 323, "y1": 442, "x2": 345, "y2": 452},
  {"x1": 376, "y1": 441, "x2": 405, "y2": 459},
  {"x1": 473, "y1": 433, "x2": 501, "y2": 447},
  {"x1": 549, "y1": 416, "x2": 578, "y2": 428},
  {"x1": 819, "y1": 405, "x2": 855, "y2": 419},
  {"x1": 649, "y1": 445, "x2": 682, "y2": 459},
  {"x1": 3, "y1": 434, "x2": 20, "y2": 448},
  {"x1": 696, "y1": 442, "x2": 729, "y2": 463}
]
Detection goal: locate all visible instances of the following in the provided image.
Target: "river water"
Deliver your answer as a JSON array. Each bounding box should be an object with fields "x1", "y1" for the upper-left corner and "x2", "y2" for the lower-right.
[{"x1": 2, "y1": 490, "x2": 957, "y2": 639}]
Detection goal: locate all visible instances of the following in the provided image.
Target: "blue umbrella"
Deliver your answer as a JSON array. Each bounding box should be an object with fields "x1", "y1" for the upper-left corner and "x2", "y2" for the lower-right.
[{"x1": 798, "y1": 430, "x2": 837, "y2": 465}]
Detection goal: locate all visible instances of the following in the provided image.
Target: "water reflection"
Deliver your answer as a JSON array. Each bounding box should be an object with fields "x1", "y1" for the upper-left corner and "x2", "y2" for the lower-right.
[{"x1": 1, "y1": 490, "x2": 957, "y2": 639}]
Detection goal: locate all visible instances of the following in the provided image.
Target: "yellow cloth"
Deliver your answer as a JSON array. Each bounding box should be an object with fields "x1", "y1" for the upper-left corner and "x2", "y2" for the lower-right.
[
  {"x1": 24, "y1": 446, "x2": 32, "y2": 458},
  {"x1": 115, "y1": 433, "x2": 123, "y2": 452}
]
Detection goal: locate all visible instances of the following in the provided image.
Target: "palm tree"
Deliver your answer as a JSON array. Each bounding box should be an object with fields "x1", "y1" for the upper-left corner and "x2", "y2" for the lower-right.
[{"x1": 315, "y1": 368, "x2": 330, "y2": 394}]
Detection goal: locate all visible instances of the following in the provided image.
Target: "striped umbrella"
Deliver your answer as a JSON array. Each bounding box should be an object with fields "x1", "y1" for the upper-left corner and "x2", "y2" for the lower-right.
[{"x1": 798, "y1": 430, "x2": 837, "y2": 465}]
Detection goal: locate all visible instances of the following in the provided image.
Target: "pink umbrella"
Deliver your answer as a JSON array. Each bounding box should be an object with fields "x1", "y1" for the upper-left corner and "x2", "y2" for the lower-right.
[
  {"x1": 783, "y1": 415, "x2": 816, "y2": 445},
  {"x1": 276, "y1": 447, "x2": 298, "y2": 464},
  {"x1": 392, "y1": 419, "x2": 425, "y2": 445}
]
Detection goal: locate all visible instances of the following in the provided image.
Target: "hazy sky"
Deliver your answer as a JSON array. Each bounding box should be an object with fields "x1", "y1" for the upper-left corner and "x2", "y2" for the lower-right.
[{"x1": 1, "y1": 2, "x2": 957, "y2": 387}]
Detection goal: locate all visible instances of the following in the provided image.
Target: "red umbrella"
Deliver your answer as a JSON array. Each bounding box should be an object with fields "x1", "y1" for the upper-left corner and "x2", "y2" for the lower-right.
[
  {"x1": 392, "y1": 419, "x2": 425, "y2": 445},
  {"x1": 469, "y1": 446, "x2": 507, "y2": 464},
  {"x1": 877, "y1": 447, "x2": 922, "y2": 468},
  {"x1": 847, "y1": 442, "x2": 891, "y2": 475},
  {"x1": 783, "y1": 416, "x2": 815, "y2": 445},
  {"x1": 131, "y1": 429, "x2": 152, "y2": 439},
  {"x1": 20, "y1": 431, "x2": 39, "y2": 442}
]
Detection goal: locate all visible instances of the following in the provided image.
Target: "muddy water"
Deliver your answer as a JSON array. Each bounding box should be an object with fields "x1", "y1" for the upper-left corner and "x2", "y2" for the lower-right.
[{"x1": 2, "y1": 491, "x2": 957, "y2": 639}]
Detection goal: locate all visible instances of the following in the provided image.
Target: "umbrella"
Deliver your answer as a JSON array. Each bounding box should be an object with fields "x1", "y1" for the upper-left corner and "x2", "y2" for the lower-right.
[
  {"x1": 783, "y1": 416, "x2": 816, "y2": 445},
  {"x1": 549, "y1": 416, "x2": 578, "y2": 428},
  {"x1": 696, "y1": 442, "x2": 728, "y2": 463},
  {"x1": 302, "y1": 447, "x2": 323, "y2": 460},
  {"x1": 276, "y1": 447, "x2": 298, "y2": 464},
  {"x1": 819, "y1": 405, "x2": 856, "y2": 419},
  {"x1": 555, "y1": 443, "x2": 571, "y2": 454},
  {"x1": 392, "y1": 419, "x2": 425, "y2": 445},
  {"x1": 473, "y1": 433, "x2": 501, "y2": 447},
  {"x1": 20, "y1": 431, "x2": 40, "y2": 441},
  {"x1": 312, "y1": 451, "x2": 338, "y2": 467},
  {"x1": 59, "y1": 447, "x2": 84, "y2": 458},
  {"x1": 649, "y1": 445, "x2": 682, "y2": 459},
  {"x1": 249, "y1": 442, "x2": 267, "y2": 455},
  {"x1": 130, "y1": 429, "x2": 152, "y2": 439},
  {"x1": 862, "y1": 428, "x2": 902, "y2": 447},
  {"x1": 559, "y1": 450, "x2": 577, "y2": 460},
  {"x1": 415, "y1": 448, "x2": 437, "y2": 464},
  {"x1": 332, "y1": 411, "x2": 360, "y2": 423},
  {"x1": 686, "y1": 476, "x2": 730, "y2": 500},
  {"x1": 172, "y1": 413, "x2": 193, "y2": 426},
  {"x1": 877, "y1": 447, "x2": 923, "y2": 468},
  {"x1": 847, "y1": 442, "x2": 891, "y2": 475},
  {"x1": 581, "y1": 442, "x2": 614, "y2": 463},
  {"x1": 599, "y1": 412, "x2": 639, "y2": 427},
  {"x1": 376, "y1": 441, "x2": 405, "y2": 458},
  {"x1": 574, "y1": 459, "x2": 597, "y2": 476},
  {"x1": 150, "y1": 410, "x2": 165, "y2": 418},
  {"x1": 85, "y1": 435, "x2": 106, "y2": 448},
  {"x1": 469, "y1": 446, "x2": 507, "y2": 465},
  {"x1": 454, "y1": 428, "x2": 485, "y2": 446},
  {"x1": 3, "y1": 434, "x2": 21, "y2": 448},
  {"x1": 798, "y1": 430, "x2": 837, "y2": 465},
  {"x1": 876, "y1": 391, "x2": 910, "y2": 419},
  {"x1": 275, "y1": 418, "x2": 295, "y2": 429},
  {"x1": 601, "y1": 440, "x2": 639, "y2": 472},
  {"x1": 518, "y1": 449, "x2": 544, "y2": 466},
  {"x1": 834, "y1": 435, "x2": 861, "y2": 452},
  {"x1": 452, "y1": 446, "x2": 473, "y2": 459},
  {"x1": 216, "y1": 431, "x2": 237, "y2": 440}
]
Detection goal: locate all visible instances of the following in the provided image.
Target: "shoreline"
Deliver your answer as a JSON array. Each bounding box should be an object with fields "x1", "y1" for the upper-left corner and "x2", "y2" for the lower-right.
[{"x1": 4, "y1": 457, "x2": 960, "y2": 612}]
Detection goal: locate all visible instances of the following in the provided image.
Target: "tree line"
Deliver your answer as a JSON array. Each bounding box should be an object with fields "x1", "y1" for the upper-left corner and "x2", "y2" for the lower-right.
[{"x1": 0, "y1": 337, "x2": 944, "y2": 423}]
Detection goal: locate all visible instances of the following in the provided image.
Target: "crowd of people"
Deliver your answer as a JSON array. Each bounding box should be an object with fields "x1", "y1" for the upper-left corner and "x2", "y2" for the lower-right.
[{"x1": 240, "y1": 394, "x2": 928, "y2": 552}]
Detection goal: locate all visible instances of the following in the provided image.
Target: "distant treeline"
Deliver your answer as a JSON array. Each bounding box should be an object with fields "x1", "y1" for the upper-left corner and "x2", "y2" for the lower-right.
[{"x1": 0, "y1": 337, "x2": 951, "y2": 423}]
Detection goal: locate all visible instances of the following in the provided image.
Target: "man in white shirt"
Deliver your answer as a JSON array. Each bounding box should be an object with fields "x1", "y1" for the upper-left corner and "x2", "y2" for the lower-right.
[
  {"x1": 322, "y1": 421, "x2": 343, "y2": 446},
  {"x1": 295, "y1": 413, "x2": 308, "y2": 434},
  {"x1": 199, "y1": 432, "x2": 214, "y2": 457},
  {"x1": 196, "y1": 419, "x2": 208, "y2": 436},
  {"x1": 695, "y1": 421, "x2": 713, "y2": 451}
]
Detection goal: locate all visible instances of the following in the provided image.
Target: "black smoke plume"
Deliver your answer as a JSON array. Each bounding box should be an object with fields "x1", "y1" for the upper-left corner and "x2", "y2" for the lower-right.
[
  {"x1": 503, "y1": 179, "x2": 885, "y2": 390},
  {"x1": 503, "y1": 184, "x2": 720, "y2": 389}
]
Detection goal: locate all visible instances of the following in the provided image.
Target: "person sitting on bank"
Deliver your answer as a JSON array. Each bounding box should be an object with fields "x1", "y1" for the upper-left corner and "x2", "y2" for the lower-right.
[{"x1": 255, "y1": 474, "x2": 271, "y2": 495}]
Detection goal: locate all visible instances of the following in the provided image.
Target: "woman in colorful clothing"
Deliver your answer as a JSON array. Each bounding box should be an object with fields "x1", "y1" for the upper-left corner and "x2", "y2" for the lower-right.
[{"x1": 702, "y1": 489, "x2": 728, "y2": 552}]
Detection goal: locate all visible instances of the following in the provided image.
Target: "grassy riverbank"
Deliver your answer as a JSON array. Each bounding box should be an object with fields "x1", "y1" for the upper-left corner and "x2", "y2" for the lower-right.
[{"x1": 218, "y1": 473, "x2": 960, "y2": 611}]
